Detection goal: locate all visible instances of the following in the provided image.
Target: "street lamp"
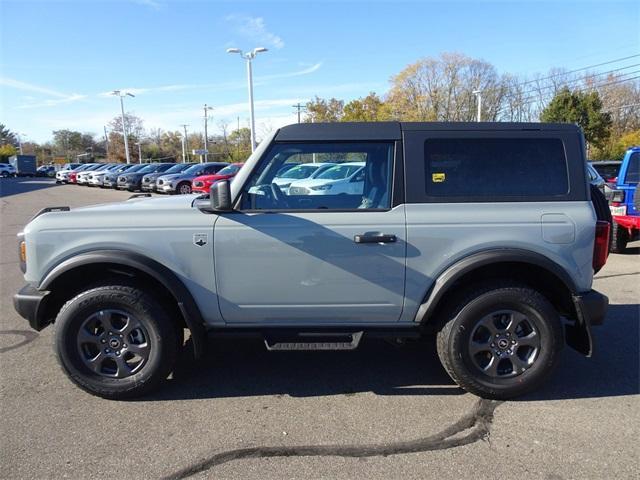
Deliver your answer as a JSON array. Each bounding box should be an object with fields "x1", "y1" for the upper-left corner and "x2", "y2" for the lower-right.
[
  {"x1": 178, "y1": 134, "x2": 186, "y2": 163},
  {"x1": 473, "y1": 89, "x2": 482, "y2": 122},
  {"x1": 134, "y1": 141, "x2": 143, "y2": 164},
  {"x1": 180, "y1": 124, "x2": 189, "y2": 161},
  {"x1": 227, "y1": 46, "x2": 268, "y2": 152},
  {"x1": 203, "y1": 104, "x2": 213, "y2": 162},
  {"x1": 111, "y1": 90, "x2": 135, "y2": 163},
  {"x1": 17, "y1": 132, "x2": 26, "y2": 155}
]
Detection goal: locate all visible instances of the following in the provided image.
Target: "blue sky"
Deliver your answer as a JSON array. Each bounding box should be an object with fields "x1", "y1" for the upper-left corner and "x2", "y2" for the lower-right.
[{"x1": 1, "y1": 0, "x2": 638, "y2": 142}]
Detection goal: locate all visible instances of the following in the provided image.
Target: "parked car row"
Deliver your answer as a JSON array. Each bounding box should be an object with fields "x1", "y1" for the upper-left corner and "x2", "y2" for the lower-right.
[{"x1": 54, "y1": 161, "x2": 246, "y2": 195}]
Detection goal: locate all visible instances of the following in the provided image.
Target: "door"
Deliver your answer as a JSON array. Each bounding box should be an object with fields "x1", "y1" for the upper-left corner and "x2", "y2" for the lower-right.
[{"x1": 213, "y1": 141, "x2": 406, "y2": 325}]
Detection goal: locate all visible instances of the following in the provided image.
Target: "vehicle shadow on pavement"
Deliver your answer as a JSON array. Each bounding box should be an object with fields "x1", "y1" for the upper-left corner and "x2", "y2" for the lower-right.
[
  {"x1": 147, "y1": 337, "x2": 464, "y2": 401},
  {"x1": 0, "y1": 178, "x2": 60, "y2": 198},
  {"x1": 146, "y1": 303, "x2": 639, "y2": 402},
  {"x1": 523, "y1": 303, "x2": 640, "y2": 401}
]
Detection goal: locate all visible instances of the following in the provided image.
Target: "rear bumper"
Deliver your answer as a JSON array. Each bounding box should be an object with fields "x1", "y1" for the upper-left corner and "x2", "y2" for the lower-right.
[
  {"x1": 13, "y1": 284, "x2": 52, "y2": 331},
  {"x1": 573, "y1": 289, "x2": 608, "y2": 326},
  {"x1": 613, "y1": 214, "x2": 640, "y2": 230},
  {"x1": 566, "y1": 289, "x2": 608, "y2": 357}
]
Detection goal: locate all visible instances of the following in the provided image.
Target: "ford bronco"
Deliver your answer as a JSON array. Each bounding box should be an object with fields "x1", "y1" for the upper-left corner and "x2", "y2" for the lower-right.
[{"x1": 14, "y1": 122, "x2": 609, "y2": 400}]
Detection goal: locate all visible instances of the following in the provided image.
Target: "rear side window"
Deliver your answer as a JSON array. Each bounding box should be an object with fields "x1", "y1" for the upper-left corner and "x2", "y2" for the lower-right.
[
  {"x1": 424, "y1": 138, "x2": 569, "y2": 197},
  {"x1": 623, "y1": 152, "x2": 639, "y2": 184}
]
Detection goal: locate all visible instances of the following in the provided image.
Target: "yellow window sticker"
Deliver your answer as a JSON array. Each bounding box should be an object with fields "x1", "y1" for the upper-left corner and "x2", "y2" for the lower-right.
[{"x1": 432, "y1": 173, "x2": 446, "y2": 183}]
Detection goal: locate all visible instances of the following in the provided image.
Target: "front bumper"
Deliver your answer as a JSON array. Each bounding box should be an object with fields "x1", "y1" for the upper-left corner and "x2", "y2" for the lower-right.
[
  {"x1": 141, "y1": 182, "x2": 156, "y2": 191},
  {"x1": 13, "y1": 284, "x2": 52, "y2": 331},
  {"x1": 158, "y1": 183, "x2": 176, "y2": 193}
]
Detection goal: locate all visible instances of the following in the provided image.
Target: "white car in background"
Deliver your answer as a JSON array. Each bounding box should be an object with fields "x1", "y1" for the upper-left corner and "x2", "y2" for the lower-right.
[
  {"x1": 0, "y1": 162, "x2": 17, "y2": 178},
  {"x1": 55, "y1": 163, "x2": 82, "y2": 183},
  {"x1": 288, "y1": 162, "x2": 365, "y2": 195},
  {"x1": 76, "y1": 164, "x2": 108, "y2": 185},
  {"x1": 272, "y1": 162, "x2": 335, "y2": 193},
  {"x1": 88, "y1": 164, "x2": 123, "y2": 187}
]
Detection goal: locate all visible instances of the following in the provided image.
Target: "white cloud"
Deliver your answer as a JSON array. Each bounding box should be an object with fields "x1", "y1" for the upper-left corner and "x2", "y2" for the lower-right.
[
  {"x1": 1, "y1": 76, "x2": 71, "y2": 98},
  {"x1": 1, "y1": 76, "x2": 87, "y2": 108},
  {"x1": 225, "y1": 15, "x2": 285, "y2": 49},
  {"x1": 96, "y1": 63, "x2": 322, "y2": 98},
  {"x1": 17, "y1": 94, "x2": 88, "y2": 109},
  {"x1": 131, "y1": 0, "x2": 163, "y2": 9}
]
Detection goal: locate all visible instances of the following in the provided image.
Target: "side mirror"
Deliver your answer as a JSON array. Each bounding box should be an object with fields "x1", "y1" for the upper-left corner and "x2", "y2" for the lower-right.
[{"x1": 210, "y1": 179, "x2": 232, "y2": 211}]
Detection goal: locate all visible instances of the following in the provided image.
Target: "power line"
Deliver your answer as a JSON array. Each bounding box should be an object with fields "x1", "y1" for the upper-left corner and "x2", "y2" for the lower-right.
[
  {"x1": 510, "y1": 53, "x2": 640, "y2": 88},
  {"x1": 496, "y1": 74, "x2": 640, "y2": 116},
  {"x1": 490, "y1": 64, "x2": 640, "y2": 103}
]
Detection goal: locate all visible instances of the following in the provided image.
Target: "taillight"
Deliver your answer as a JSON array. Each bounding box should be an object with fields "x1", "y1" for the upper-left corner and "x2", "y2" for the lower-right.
[{"x1": 593, "y1": 220, "x2": 610, "y2": 272}]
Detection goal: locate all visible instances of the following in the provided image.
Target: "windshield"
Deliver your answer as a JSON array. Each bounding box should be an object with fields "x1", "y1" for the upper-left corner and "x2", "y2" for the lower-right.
[
  {"x1": 218, "y1": 164, "x2": 241, "y2": 175},
  {"x1": 138, "y1": 164, "x2": 158, "y2": 173},
  {"x1": 184, "y1": 163, "x2": 213, "y2": 175},
  {"x1": 316, "y1": 164, "x2": 363, "y2": 180},
  {"x1": 277, "y1": 164, "x2": 320, "y2": 179},
  {"x1": 165, "y1": 163, "x2": 191, "y2": 174},
  {"x1": 87, "y1": 164, "x2": 104, "y2": 171},
  {"x1": 125, "y1": 164, "x2": 146, "y2": 173}
]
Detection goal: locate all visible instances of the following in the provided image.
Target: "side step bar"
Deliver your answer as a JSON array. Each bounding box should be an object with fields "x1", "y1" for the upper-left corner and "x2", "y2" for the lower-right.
[{"x1": 264, "y1": 331, "x2": 364, "y2": 351}]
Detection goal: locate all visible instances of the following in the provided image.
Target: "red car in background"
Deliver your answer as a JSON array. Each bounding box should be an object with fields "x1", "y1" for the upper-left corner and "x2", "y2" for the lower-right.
[{"x1": 192, "y1": 163, "x2": 244, "y2": 193}]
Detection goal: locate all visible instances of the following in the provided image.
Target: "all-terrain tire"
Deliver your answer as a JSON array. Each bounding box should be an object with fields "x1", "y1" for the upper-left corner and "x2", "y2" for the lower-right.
[
  {"x1": 609, "y1": 221, "x2": 628, "y2": 254},
  {"x1": 436, "y1": 282, "x2": 563, "y2": 399},
  {"x1": 54, "y1": 285, "x2": 178, "y2": 399}
]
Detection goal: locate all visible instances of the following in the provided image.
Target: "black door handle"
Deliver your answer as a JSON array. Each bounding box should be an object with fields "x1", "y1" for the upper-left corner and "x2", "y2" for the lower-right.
[{"x1": 354, "y1": 233, "x2": 397, "y2": 244}]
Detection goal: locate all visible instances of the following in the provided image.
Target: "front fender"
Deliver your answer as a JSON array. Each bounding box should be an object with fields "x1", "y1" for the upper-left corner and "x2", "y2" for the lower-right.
[{"x1": 39, "y1": 249, "x2": 207, "y2": 358}]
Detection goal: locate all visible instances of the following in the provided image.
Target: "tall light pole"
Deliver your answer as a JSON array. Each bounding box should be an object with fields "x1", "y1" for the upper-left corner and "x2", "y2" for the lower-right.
[
  {"x1": 111, "y1": 90, "x2": 135, "y2": 163},
  {"x1": 226, "y1": 47, "x2": 268, "y2": 152},
  {"x1": 473, "y1": 89, "x2": 482, "y2": 122},
  {"x1": 135, "y1": 141, "x2": 143, "y2": 164},
  {"x1": 17, "y1": 132, "x2": 26, "y2": 155},
  {"x1": 203, "y1": 104, "x2": 213, "y2": 163},
  {"x1": 179, "y1": 134, "x2": 186, "y2": 163},
  {"x1": 180, "y1": 124, "x2": 189, "y2": 162}
]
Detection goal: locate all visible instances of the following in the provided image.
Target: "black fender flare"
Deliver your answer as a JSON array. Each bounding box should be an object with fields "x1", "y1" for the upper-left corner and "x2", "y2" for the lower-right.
[
  {"x1": 414, "y1": 248, "x2": 579, "y2": 324},
  {"x1": 40, "y1": 250, "x2": 206, "y2": 358}
]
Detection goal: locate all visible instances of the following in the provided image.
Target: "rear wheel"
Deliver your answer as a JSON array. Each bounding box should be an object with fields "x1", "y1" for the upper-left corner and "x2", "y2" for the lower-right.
[
  {"x1": 177, "y1": 182, "x2": 192, "y2": 194},
  {"x1": 610, "y1": 221, "x2": 628, "y2": 254},
  {"x1": 437, "y1": 283, "x2": 563, "y2": 399},
  {"x1": 54, "y1": 285, "x2": 179, "y2": 399}
]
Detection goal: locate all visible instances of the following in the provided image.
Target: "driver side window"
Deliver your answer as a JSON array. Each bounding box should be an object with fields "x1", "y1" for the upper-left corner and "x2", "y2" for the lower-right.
[{"x1": 239, "y1": 142, "x2": 394, "y2": 211}]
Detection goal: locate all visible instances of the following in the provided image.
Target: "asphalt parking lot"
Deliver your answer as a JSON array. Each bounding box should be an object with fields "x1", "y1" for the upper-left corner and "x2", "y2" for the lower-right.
[{"x1": 0, "y1": 177, "x2": 638, "y2": 479}]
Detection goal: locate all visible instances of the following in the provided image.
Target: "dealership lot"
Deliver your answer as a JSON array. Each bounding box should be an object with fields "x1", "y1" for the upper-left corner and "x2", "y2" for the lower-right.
[{"x1": 0, "y1": 178, "x2": 638, "y2": 479}]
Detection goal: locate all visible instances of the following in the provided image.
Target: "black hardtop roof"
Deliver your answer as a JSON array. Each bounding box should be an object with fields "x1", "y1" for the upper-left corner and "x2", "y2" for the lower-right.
[{"x1": 275, "y1": 121, "x2": 581, "y2": 141}]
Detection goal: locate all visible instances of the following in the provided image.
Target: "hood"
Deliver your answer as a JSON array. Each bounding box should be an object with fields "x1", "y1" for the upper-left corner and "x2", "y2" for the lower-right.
[
  {"x1": 290, "y1": 178, "x2": 341, "y2": 188},
  {"x1": 25, "y1": 195, "x2": 207, "y2": 236},
  {"x1": 142, "y1": 172, "x2": 166, "y2": 181},
  {"x1": 157, "y1": 173, "x2": 183, "y2": 182}
]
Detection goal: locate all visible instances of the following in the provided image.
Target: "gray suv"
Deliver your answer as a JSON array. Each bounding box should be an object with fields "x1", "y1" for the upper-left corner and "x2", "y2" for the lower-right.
[
  {"x1": 13, "y1": 122, "x2": 609, "y2": 400},
  {"x1": 156, "y1": 162, "x2": 228, "y2": 194}
]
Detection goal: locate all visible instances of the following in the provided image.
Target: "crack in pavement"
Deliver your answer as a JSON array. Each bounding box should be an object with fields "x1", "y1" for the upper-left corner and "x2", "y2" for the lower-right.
[
  {"x1": 0, "y1": 330, "x2": 39, "y2": 353},
  {"x1": 594, "y1": 272, "x2": 639, "y2": 280},
  {"x1": 163, "y1": 398, "x2": 503, "y2": 479}
]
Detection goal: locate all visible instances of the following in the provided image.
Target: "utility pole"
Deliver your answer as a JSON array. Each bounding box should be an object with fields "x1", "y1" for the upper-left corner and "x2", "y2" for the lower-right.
[
  {"x1": 180, "y1": 124, "x2": 189, "y2": 161},
  {"x1": 292, "y1": 103, "x2": 306, "y2": 123},
  {"x1": 473, "y1": 89, "x2": 482, "y2": 122},
  {"x1": 17, "y1": 133, "x2": 24, "y2": 155},
  {"x1": 111, "y1": 90, "x2": 135, "y2": 163},
  {"x1": 203, "y1": 104, "x2": 213, "y2": 163}
]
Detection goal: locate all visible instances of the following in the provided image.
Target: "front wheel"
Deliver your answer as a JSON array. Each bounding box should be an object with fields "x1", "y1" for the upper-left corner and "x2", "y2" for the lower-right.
[
  {"x1": 437, "y1": 283, "x2": 563, "y2": 399},
  {"x1": 177, "y1": 182, "x2": 192, "y2": 194},
  {"x1": 54, "y1": 285, "x2": 179, "y2": 399}
]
